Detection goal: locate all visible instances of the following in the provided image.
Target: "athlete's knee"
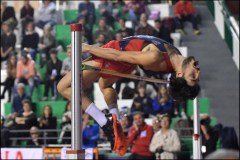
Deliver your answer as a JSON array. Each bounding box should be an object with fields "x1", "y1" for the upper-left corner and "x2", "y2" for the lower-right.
[{"x1": 57, "y1": 80, "x2": 64, "y2": 94}]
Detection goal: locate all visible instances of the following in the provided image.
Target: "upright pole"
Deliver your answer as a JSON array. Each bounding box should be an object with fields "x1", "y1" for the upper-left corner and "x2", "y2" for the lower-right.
[
  {"x1": 66, "y1": 23, "x2": 85, "y2": 159},
  {"x1": 192, "y1": 98, "x2": 202, "y2": 159}
]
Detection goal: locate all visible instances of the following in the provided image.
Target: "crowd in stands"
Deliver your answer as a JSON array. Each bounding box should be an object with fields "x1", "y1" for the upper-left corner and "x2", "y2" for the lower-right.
[{"x1": 1, "y1": 0, "x2": 239, "y2": 159}]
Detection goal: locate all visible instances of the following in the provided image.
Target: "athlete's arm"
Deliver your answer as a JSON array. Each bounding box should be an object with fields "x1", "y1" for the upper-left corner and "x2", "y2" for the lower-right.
[{"x1": 82, "y1": 44, "x2": 160, "y2": 66}]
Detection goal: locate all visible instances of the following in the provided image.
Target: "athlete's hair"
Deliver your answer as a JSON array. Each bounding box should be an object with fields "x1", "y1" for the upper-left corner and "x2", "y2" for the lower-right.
[{"x1": 169, "y1": 73, "x2": 200, "y2": 102}]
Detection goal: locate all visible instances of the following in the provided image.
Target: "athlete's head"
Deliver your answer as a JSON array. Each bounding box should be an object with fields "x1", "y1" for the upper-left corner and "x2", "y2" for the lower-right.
[{"x1": 169, "y1": 56, "x2": 201, "y2": 102}]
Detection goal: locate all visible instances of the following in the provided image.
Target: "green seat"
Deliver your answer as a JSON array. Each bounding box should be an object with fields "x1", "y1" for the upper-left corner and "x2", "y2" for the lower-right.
[
  {"x1": 4, "y1": 102, "x2": 12, "y2": 116},
  {"x1": 179, "y1": 138, "x2": 193, "y2": 159},
  {"x1": 55, "y1": 25, "x2": 71, "y2": 51},
  {"x1": 63, "y1": 9, "x2": 78, "y2": 23},
  {"x1": 186, "y1": 98, "x2": 209, "y2": 117},
  {"x1": 210, "y1": 116, "x2": 217, "y2": 126},
  {"x1": 95, "y1": 9, "x2": 101, "y2": 25},
  {"x1": 57, "y1": 52, "x2": 67, "y2": 61}
]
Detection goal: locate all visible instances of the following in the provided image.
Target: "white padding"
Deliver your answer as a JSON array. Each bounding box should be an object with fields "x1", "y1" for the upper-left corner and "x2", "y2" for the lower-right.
[
  {"x1": 147, "y1": 4, "x2": 170, "y2": 19},
  {"x1": 177, "y1": 46, "x2": 188, "y2": 57}
]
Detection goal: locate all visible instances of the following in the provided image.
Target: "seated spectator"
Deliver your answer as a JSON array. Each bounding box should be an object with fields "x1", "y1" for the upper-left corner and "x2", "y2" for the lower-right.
[
  {"x1": 21, "y1": 21, "x2": 39, "y2": 61},
  {"x1": 149, "y1": 114, "x2": 181, "y2": 159},
  {"x1": 135, "y1": 13, "x2": 155, "y2": 36},
  {"x1": 153, "y1": 19, "x2": 173, "y2": 44},
  {"x1": 20, "y1": 0, "x2": 34, "y2": 36},
  {"x1": 174, "y1": 0, "x2": 201, "y2": 35},
  {"x1": 58, "y1": 101, "x2": 71, "y2": 144},
  {"x1": 123, "y1": 0, "x2": 146, "y2": 30},
  {"x1": 0, "y1": 54, "x2": 17, "y2": 102},
  {"x1": 27, "y1": 126, "x2": 43, "y2": 147},
  {"x1": 35, "y1": 0, "x2": 57, "y2": 29},
  {"x1": 98, "y1": 0, "x2": 115, "y2": 29},
  {"x1": 131, "y1": 81, "x2": 153, "y2": 118},
  {"x1": 93, "y1": 17, "x2": 114, "y2": 43},
  {"x1": 152, "y1": 114, "x2": 161, "y2": 133},
  {"x1": 14, "y1": 53, "x2": 36, "y2": 97},
  {"x1": 78, "y1": 0, "x2": 96, "y2": 31},
  {"x1": 82, "y1": 112, "x2": 100, "y2": 148},
  {"x1": 38, "y1": 105, "x2": 57, "y2": 144},
  {"x1": 152, "y1": 85, "x2": 175, "y2": 117},
  {"x1": 120, "y1": 115, "x2": 132, "y2": 137},
  {"x1": 60, "y1": 45, "x2": 71, "y2": 77},
  {"x1": 127, "y1": 111, "x2": 155, "y2": 160},
  {"x1": 1, "y1": 1, "x2": 18, "y2": 30},
  {"x1": 1, "y1": 22, "x2": 16, "y2": 64},
  {"x1": 190, "y1": 114, "x2": 219, "y2": 158},
  {"x1": 116, "y1": 17, "x2": 134, "y2": 37},
  {"x1": 115, "y1": 31, "x2": 123, "y2": 41},
  {"x1": 11, "y1": 99, "x2": 38, "y2": 145},
  {"x1": 38, "y1": 23, "x2": 56, "y2": 68},
  {"x1": 77, "y1": 16, "x2": 93, "y2": 44},
  {"x1": 93, "y1": 33, "x2": 107, "y2": 47},
  {"x1": 42, "y1": 48, "x2": 62, "y2": 101}
]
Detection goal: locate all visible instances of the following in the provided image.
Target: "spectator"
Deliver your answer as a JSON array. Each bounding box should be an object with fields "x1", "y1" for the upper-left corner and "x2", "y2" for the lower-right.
[
  {"x1": 78, "y1": 0, "x2": 96, "y2": 31},
  {"x1": 93, "y1": 17, "x2": 114, "y2": 43},
  {"x1": 27, "y1": 126, "x2": 43, "y2": 147},
  {"x1": 116, "y1": 17, "x2": 134, "y2": 37},
  {"x1": 1, "y1": 22, "x2": 16, "y2": 64},
  {"x1": 115, "y1": 31, "x2": 123, "y2": 41},
  {"x1": 38, "y1": 24, "x2": 56, "y2": 68},
  {"x1": 152, "y1": 85, "x2": 175, "y2": 117},
  {"x1": 153, "y1": 19, "x2": 173, "y2": 44},
  {"x1": 35, "y1": 0, "x2": 57, "y2": 29},
  {"x1": 38, "y1": 105, "x2": 57, "y2": 144},
  {"x1": 11, "y1": 99, "x2": 38, "y2": 145},
  {"x1": 98, "y1": 0, "x2": 115, "y2": 29},
  {"x1": 93, "y1": 33, "x2": 107, "y2": 47},
  {"x1": 127, "y1": 111, "x2": 155, "y2": 159},
  {"x1": 131, "y1": 81, "x2": 153, "y2": 118},
  {"x1": 135, "y1": 13, "x2": 155, "y2": 36},
  {"x1": 42, "y1": 48, "x2": 62, "y2": 101},
  {"x1": 60, "y1": 45, "x2": 71, "y2": 77},
  {"x1": 191, "y1": 114, "x2": 219, "y2": 158},
  {"x1": 152, "y1": 114, "x2": 161, "y2": 133},
  {"x1": 58, "y1": 101, "x2": 71, "y2": 144},
  {"x1": 120, "y1": 115, "x2": 132, "y2": 137},
  {"x1": 0, "y1": 54, "x2": 17, "y2": 102},
  {"x1": 15, "y1": 53, "x2": 36, "y2": 97},
  {"x1": 123, "y1": 0, "x2": 146, "y2": 30},
  {"x1": 174, "y1": 0, "x2": 200, "y2": 35},
  {"x1": 21, "y1": 21, "x2": 39, "y2": 61},
  {"x1": 82, "y1": 113, "x2": 100, "y2": 148},
  {"x1": 77, "y1": 16, "x2": 93, "y2": 44},
  {"x1": 1, "y1": 1, "x2": 18, "y2": 30},
  {"x1": 20, "y1": 0, "x2": 34, "y2": 36},
  {"x1": 149, "y1": 114, "x2": 181, "y2": 159}
]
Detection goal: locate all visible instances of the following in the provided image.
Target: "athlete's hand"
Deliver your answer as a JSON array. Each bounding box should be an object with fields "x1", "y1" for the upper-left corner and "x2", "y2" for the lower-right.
[{"x1": 82, "y1": 44, "x2": 91, "y2": 53}]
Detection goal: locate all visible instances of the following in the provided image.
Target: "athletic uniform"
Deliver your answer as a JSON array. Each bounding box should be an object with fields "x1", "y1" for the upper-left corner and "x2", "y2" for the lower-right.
[{"x1": 92, "y1": 35, "x2": 181, "y2": 78}]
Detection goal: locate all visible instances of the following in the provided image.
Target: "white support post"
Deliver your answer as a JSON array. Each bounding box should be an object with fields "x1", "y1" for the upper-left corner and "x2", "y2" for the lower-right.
[
  {"x1": 192, "y1": 98, "x2": 202, "y2": 159},
  {"x1": 66, "y1": 23, "x2": 85, "y2": 159}
]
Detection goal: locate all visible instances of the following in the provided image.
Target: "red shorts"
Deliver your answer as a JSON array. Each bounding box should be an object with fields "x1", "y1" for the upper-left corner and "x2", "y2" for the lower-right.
[{"x1": 92, "y1": 39, "x2": 145, "y2": 79}]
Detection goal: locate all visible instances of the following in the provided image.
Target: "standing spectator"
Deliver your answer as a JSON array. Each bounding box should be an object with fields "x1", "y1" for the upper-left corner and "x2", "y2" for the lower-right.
[
  {"x1": 15, "y1": 53, "x2": 36, "y2": 97},
  {"x1": 153, "y1": 19, "x2": 173, "y2": 44},
  {"x1": 152, "y1": 85, "x2": 175, "y2": 117},
  {"x1": 1, "y1": 1, "x2": 18, "y2": 30},
  {"x1": 21, "y1": 21, "x2": 39, "y2": 61},
  {"x1": 135, "y1": 13, "x2": 155, "y2": 36},
  {"x1": 77, "y1": 16, "x2": 93, "y2": 44},
  {"x1": 131, "y1": 81, "x2": 153, "y2": 118},
  {"x1": 35, "y1": 0, "x2": 57, "y2": 29},
  {"x1": 0, "y1": 54, "x2": 17, "y2": 102},
  {"x1": 20, "y1": 0, "x2": 34, "y2": 36},
  {"x1": 1, "y1": 22, "x2": 16, "y2": 63},
  {"x1": 149, "y1": 114, "x2": 181, "y2": 159},
  {"x1": 27, "y1": 126, "x2": 43, "y2": 147},
  {"x1": 38, "y1": 24, "x2": 56, "y2": 68},
  {"x1": 116, "y1": 17, "x2": 134, "y2": 37},
  {"x1": 78, "y1": 0, "x2": 96, "y2": 31},
  {"x1": 60, "y1": 45, "x2": 71, "y2": 77},
  {"x1": 127, "y1": 111, "x2": 155, "y2": 159},
  {"x1": 174, "y1": 0, "x2": 200, "y2": 35},
  {"x1": 38, "y1": 105, "x2": 57, "y2": 144},
  {"x1": 82, "y1": 113, "x2": 100, "y2": 148},
  {"x1": 123, "y1": 0, "x2": 146, "y2": 30},
  {"x1": 93, "y1": 17, "x2": 114, "y2": 43},
  {"x1": 42, "y1": 48, "x2": 62, "y2": 101},
  {"x1": 98, "y1": 0, "x2": 115, "y2": 29},
  {"x1": 58, "y1": 101, "x2": 71, "y2": 144}
]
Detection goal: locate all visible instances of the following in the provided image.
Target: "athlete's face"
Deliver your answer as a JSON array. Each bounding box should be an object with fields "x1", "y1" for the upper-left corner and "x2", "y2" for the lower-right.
[{"x1": 179, "y1": 57, "x2": 200, "y2": 86}]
